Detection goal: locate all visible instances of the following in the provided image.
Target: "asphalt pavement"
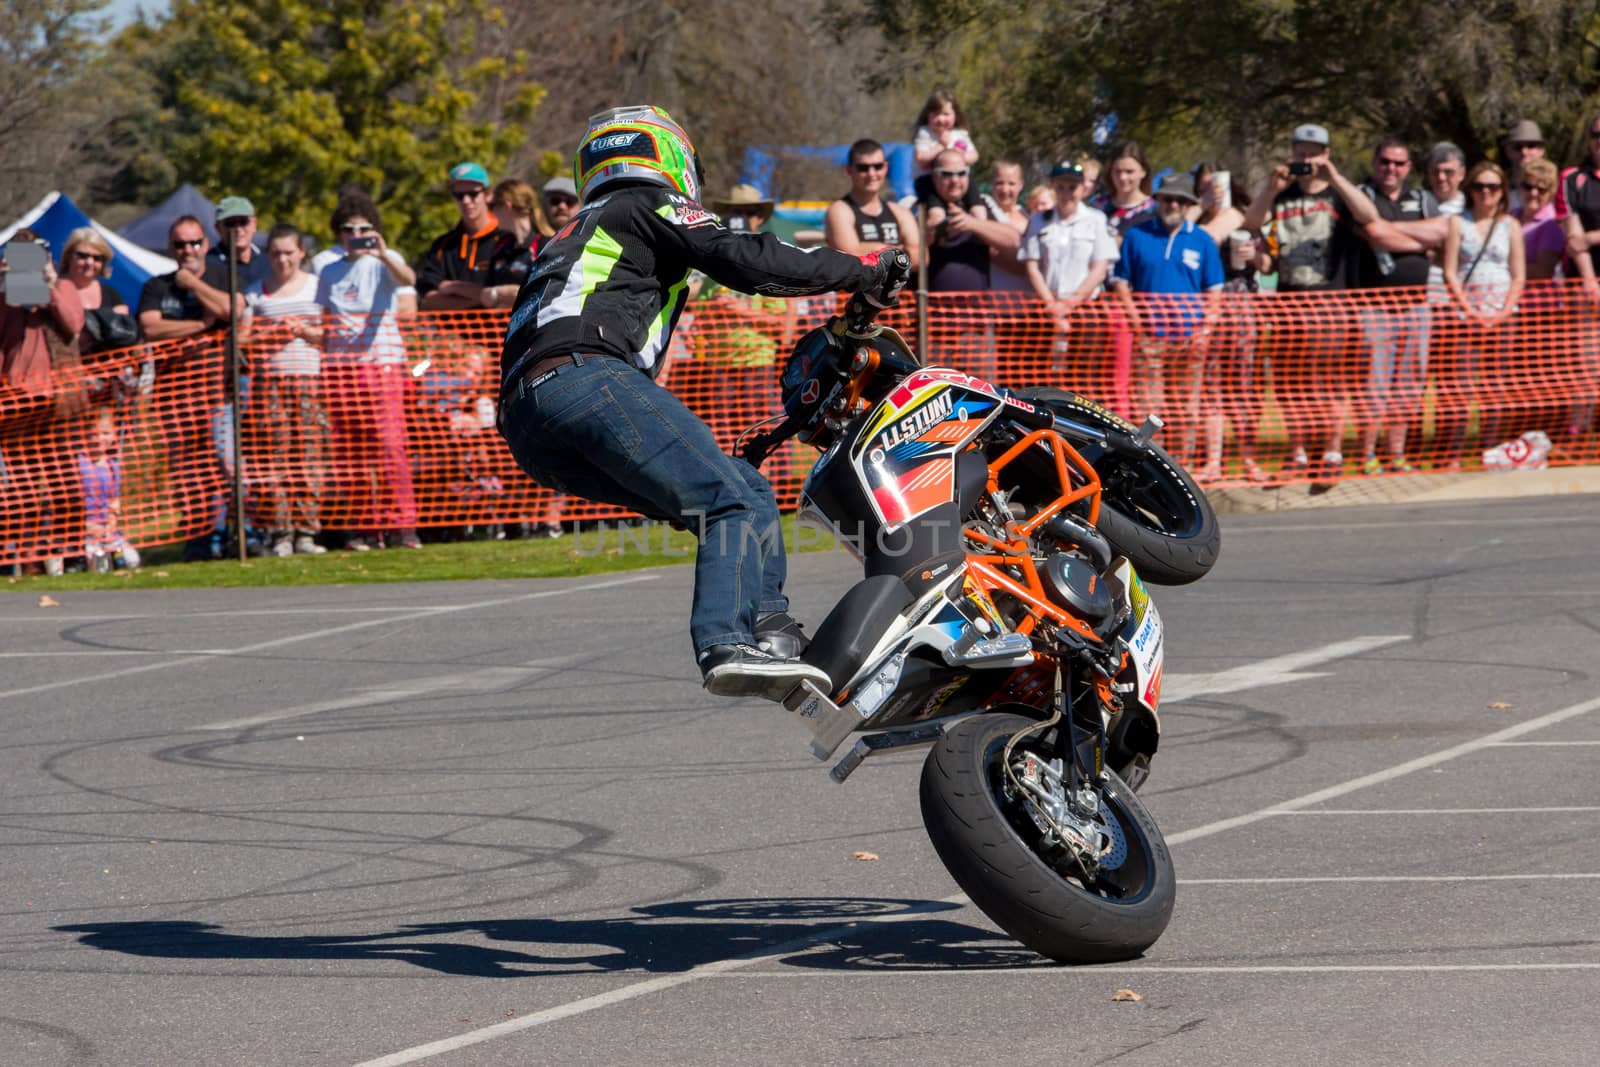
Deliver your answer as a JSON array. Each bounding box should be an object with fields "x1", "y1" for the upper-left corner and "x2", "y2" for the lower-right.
[{"x1": 2, "y1": 489, "x2": 1598, "y2": 1065}]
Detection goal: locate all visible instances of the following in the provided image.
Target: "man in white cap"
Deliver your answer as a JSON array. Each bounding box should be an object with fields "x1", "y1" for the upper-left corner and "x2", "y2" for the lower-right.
[
  {"x1": 541, "y1": 176, "x2": 579, "y2": 232},
  {"x1": 1242, "y1": 122, "x2": 1379, "y2": 487}
]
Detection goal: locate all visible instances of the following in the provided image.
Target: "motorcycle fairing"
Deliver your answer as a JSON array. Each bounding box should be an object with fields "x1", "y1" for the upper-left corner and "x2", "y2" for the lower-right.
[
  {"x1": 1109, "y1": 558, "x2": 1164, "y2": 717},
  {"x1": 846, "y1": 369, "x2": 1007, "y2": 529}
]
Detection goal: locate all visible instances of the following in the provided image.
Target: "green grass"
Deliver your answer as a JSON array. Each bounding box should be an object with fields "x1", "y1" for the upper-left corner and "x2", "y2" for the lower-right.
[{"x1": 3, "y1": 517, "x2": 842, "y2": 593}]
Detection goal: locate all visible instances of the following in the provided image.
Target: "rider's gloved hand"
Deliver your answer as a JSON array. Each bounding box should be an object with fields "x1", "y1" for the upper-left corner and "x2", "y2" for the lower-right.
[{"x1": 860, "y1": 248, "x2": 911, "y2": 308}]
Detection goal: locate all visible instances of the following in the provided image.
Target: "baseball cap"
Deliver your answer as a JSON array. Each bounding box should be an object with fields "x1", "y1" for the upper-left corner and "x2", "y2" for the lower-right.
[
  {"x1": 449, "y1": 162, "x2": 490, "y2": 188},
  {"x1": 1292, "y1": 123, "x2": 1330, "y2": 147},
  {"x1": 542, "y1": 176, "x2": 578, "y2": 199},
  {"x1": 1049, "y1": 161, "x2": 1085, "y2": 181},
  {"x1": 215, "y1": 195, "x2": 255, "y2": 222}
]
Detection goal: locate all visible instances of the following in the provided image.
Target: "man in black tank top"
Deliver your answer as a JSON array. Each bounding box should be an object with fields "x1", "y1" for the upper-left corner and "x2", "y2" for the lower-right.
[{"x1": 824, "y1": 138, "x2": 923, "y2": 267}]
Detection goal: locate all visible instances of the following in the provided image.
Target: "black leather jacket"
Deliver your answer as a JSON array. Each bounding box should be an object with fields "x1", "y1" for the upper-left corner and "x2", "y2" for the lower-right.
[{"x1": 500, "y1": 183, "x2": 878, "y2": 389}]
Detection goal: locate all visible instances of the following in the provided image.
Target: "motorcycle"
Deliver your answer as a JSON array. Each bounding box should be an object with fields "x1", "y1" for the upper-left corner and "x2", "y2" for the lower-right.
[{"x1": 737, "y1": 263, "x2": 1219, "y2": 963}]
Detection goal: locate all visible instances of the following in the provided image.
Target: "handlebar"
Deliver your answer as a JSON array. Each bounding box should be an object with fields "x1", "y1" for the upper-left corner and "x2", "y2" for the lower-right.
[{"x1": 841, "y1": 248, "x2": 912, "y2": 334}]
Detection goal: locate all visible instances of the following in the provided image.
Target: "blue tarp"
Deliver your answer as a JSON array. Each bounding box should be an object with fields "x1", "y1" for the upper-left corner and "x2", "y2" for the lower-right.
[
  {"x1": 117, "y1": 182, "x2": 221, "y2": 253},
  {"x1": 741, "y1": 142, "x2": 917, "y2": 202}
]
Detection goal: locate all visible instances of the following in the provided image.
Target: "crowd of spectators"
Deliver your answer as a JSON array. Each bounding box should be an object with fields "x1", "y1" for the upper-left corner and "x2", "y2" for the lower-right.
[
  {"x1": 1, "y1": 164, "x2": 584, "y2": 571},
  {"x1": 6, "y1": 94, "x2": 1600, "y2": 571},
  {"x1": 817, "y1": 98, "x2": 1600, "y2": 488}
]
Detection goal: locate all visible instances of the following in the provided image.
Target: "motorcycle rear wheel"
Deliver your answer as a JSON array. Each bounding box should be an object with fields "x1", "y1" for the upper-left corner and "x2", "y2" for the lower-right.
[
  {"x1": 920, "y1": 711, "x2": 1175, "y2": 963},
  {"x1": 1019, "y1": 388, "x2": 1220, "y2": 585}
]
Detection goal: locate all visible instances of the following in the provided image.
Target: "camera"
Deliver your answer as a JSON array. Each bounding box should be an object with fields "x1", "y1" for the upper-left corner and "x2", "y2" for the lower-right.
[
  {"x1": 1287, "y1": 161, "x2": 1313, "y2": 176},
  {"x1": 349, "y1": 235, "x2": 379, "y2": 251}
]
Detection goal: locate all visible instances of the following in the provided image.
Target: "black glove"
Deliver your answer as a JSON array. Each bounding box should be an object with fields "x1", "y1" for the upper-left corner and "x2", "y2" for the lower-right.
[{"x1": 860, "y1": 248, "x2": 911, "y2": 309}]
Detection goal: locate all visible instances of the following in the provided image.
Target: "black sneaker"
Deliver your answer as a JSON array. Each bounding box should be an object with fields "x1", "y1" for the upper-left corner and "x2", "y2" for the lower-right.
[
  {"x1": 754, "y1": 611, "x2": 810, "y2": 658},
  {"x1": 698, "y1": 644, "x2": 831, "y2": 701}
]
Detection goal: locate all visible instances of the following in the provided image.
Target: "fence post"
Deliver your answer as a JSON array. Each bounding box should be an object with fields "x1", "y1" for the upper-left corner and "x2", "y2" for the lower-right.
[
  {"x1": 915, "y1": 252, "x2": 930, "y2": 361},
  {"x1": 226, "y1": 237, "x2": 245, "y2": 563}
]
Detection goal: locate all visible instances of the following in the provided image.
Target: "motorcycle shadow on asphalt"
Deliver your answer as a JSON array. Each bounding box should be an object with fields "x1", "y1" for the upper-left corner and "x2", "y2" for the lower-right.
[{"x1": 56, "y1": 898, "x2": 1053, "y2": 977}]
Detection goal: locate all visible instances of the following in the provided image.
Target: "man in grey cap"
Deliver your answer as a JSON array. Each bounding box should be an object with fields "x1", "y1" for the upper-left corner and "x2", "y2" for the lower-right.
[
  {"x1": 1242, "y1": 122, "x2": 1379, "y2": 486},
  {"x1": 1109, "y1": 172, "x2": 1225, "y2": 471},
  {"x1": 542, "y1": 176, "x2": 579, "y2": 232}
]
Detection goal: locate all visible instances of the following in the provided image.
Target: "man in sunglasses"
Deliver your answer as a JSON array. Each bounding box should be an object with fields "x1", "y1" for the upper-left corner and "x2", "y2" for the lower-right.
[
  {"x1": 137, "y1": 215, "x2": 245, "y2": 559},
  {"x1": 417, "y1": 161, "x2": 521, "y2": 311},
  {"x1": 1352, "y1": 138, "x2": 1446, "y2": 476},
  {"x1": 923, "y1": 148, "x2": 1019, "y2": 293},
  {"x1": 138, "y1": 216, "x2": 236, "y2": 342},
  {"x1": 541, "y1": 176, "x2": 580, "y2": 234},
  {"x1": 824, "y1": 139, "x2": 921, "y2": 267}
]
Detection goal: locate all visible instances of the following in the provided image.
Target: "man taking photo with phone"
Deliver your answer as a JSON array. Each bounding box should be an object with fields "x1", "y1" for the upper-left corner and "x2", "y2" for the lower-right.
[{"x1": 1242, "y1": 123, "x2": 1379, "y2": 486}]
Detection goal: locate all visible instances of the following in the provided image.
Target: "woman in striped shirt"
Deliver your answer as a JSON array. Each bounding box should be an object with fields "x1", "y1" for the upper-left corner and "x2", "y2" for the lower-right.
[{"x1": 240, "y1": 223, "x2": 330, "y2": 556}]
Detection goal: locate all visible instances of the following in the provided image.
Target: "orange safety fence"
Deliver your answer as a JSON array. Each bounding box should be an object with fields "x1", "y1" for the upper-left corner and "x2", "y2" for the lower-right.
[{"x1": 2, "y1": 283, "x2": 1598, "y2": 565}]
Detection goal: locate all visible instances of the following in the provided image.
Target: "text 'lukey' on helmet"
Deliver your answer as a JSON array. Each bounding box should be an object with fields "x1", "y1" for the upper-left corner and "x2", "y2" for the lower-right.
[{"x1": 574, "y1": 105, "x2": 705, "y2": 204}]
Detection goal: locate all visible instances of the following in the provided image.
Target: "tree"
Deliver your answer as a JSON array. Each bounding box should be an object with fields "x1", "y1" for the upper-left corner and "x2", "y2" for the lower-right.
[
  {"x1": 485, "y1": 0, "x2": 928, "y2": 199},
  {"x1": 844, "y1": 0, "x2": 1600, "y2": 182},
  {"x1": 92, "y1": 0, "x2": 542, "y2": 254},
  {"x1": 0, "y1": 0, "x2": 124, "y2": 220}
]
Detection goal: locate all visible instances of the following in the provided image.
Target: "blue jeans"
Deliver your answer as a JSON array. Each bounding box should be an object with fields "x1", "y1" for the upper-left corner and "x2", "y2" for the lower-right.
[{"x1": 498, "y1": 355, "x2": 788, "y2": 654}]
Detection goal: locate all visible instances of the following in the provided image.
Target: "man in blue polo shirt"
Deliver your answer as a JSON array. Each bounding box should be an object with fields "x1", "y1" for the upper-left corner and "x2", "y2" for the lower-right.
[{"x1": 1110, "y1": 173, "x2": 1224, "y2": 467}]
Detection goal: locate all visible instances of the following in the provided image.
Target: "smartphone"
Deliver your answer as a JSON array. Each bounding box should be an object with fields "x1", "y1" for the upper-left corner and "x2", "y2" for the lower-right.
[
  {"x1": 1287, "y1": 161, "x2": 1313, "y2": 177},
  {"x1": 2, "y1": 240, "x2": 51, "y2": 307},
  {"x1": 349, "y1": 235, "x2": 379, "y2": 251}
]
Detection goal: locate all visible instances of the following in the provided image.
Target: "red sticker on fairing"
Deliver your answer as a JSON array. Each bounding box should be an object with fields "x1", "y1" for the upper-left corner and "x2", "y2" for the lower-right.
[
  {"x1": 801, "y1": 379, "x2": 820, "y2": 404},
  {"x1": 1142, "y1": 661, "x2": 1163, "y2": 710}
]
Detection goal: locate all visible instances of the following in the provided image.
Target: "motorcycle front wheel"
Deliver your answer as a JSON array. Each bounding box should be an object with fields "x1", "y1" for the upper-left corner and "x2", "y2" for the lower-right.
[
  {"x1": 1019, "y1": 388, "x2": 1220, "y2": 585},
  {"x1": 920, "y1": 711, "x2": 1175, "y2": 963}
]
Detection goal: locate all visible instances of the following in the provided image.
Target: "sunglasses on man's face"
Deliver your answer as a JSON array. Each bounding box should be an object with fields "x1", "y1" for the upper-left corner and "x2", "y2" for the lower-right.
[
  {"x1": 452, "y1": 187, "x2": 486, "y2": 201},
  {"x1": 171, "y1": 238, "x2": 204, "y2": 249},
  {"x1": 853, "y1": 161, "x2": 887, "y2": 173},
  {"x1": 934, "y1": 168, "x2": 969, "y2": 179},
  {"x1": 544, "y1": 194, "x2": 578, "y2": 208}
]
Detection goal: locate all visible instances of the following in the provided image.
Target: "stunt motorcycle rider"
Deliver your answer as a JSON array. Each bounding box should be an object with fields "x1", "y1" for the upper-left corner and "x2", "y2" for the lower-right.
[{"x1": 498, "y1": 105, "x2": 909, "y2": 700}]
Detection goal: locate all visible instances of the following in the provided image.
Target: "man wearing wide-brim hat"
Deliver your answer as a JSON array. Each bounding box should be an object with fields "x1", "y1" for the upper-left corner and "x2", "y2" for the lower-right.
[
  {"x1": 708, "y1": 184, "x2": 804, "y2": 242},
  {"x1": 708, "y1": 184, "x2": 773, "y2": 230},
  {"x1": 1502, "y1": 119, "x2": 1546, "y2": 214}
]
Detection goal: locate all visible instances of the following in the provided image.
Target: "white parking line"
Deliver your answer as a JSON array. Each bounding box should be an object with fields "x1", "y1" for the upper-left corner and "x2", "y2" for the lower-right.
[
  {"x1": 1491, "y1": 740, "x2": 1600, "y2": 747},
  {"x1": 0, "y1": 575, "x2": 658, "y2": 705},
  {"x1": 1226, "y1": 516, "x2": 1597, "y2": 534},
  {"x1": 348, "y1": 689, "x2": 1600, "y2": 1067},
  {"x1": 1165, "y1": 693, "x2": 1600, "y2": 845},
  {"x1": 1164, "y1": 635, "x2": 1408, "y2": 702},
  {"x1": 0, "y1": 607, "x2": 470, "y2": 622},
  {"x1": 1272, "y1": 807, "x2": 1600, "y2": 816},
  {"x1": 1181, "y1": 873, "x2": 1600, "y2": 885},
  {"x1": 706, "y1": 962, "x2": 1600, "y2": 977},
  {"x1": 199, "y1": 665, "x2": 551, "y2": 730}
]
